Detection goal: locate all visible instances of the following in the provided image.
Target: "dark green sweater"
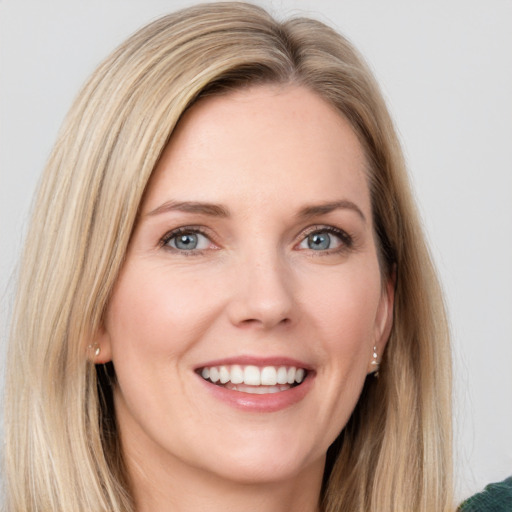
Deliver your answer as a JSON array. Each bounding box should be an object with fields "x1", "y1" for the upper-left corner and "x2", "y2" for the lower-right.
[{"x1": 459, "y1": 477, "x2": 512, "y2": 511}]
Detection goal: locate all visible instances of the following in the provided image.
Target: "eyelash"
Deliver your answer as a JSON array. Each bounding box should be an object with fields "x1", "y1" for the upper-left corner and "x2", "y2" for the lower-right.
[
  {"x1": 300, "y1": 225, "x2": 354, "y2": 254},
  {"x1": 160, "y1": 226, "x2": 215, "y2": 256},
  {"x1": 159, "y1": 225, "x2": 354, "y2": 255}
]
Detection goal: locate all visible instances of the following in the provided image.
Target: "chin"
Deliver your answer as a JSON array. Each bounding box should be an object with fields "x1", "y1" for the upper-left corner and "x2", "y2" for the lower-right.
[
  {"x1": 204, "y1": 453, "x2": 320, "y2": 485},
  {"x1": 189, "y1": 431, "x2": 325, "y2": 485}
]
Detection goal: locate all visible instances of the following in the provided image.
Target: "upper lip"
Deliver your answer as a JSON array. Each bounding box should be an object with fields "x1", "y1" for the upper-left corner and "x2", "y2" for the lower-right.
[{"x1": 194, "y1": 355, "x2": 313, "y2": 371}]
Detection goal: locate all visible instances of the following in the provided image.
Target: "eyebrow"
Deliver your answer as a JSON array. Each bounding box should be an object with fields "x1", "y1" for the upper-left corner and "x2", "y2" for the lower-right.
[
  {"x1": 297, "y1": 200, "x2": 366, "y2": 223},
  {"x1": 146, "y1": 199, "x2": 365, "y2": 222},
  {"x1": 146, "y1": 200, "x2": 230, "y2": 218}
]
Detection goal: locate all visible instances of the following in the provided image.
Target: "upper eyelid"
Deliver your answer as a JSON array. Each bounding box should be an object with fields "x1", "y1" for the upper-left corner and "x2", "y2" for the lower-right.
[
  {"x1": 298, "y1": 224, "x2": 351, "y2": 240},
  {"x1": 301, "y1": 224, "x2": 344, "y2": 234},
  {"x1": 160, "y1": 226, "x2": 215, "y2": 246}
]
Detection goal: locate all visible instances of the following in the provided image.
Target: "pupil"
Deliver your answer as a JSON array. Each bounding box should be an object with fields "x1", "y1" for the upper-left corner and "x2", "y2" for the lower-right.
[
  {"x1": 176, "y1": 233, "x2": 197, "y2": 250},
  {"x1": 308, "y1": 233, "x2": 330, "y2": 250}
]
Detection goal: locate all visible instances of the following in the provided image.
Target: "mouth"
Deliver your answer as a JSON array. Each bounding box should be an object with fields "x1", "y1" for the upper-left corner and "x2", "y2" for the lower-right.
[{"x1": 196, "y1": 364, "x2": 308, "y2": 394}]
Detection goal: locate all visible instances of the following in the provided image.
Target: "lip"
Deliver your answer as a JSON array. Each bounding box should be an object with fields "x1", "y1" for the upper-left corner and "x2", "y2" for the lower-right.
[
  {"x1": 194, "y1": 355, "x2": 314, "y2": 371},
  {"x1": 194, "y1": 355, "x2": 315, "y2": 413}
]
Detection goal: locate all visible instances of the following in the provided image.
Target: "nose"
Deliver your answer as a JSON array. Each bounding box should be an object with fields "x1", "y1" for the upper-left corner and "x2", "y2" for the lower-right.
[{"x1": 226, "y1": 251, "x2": 296, "y2": 330}]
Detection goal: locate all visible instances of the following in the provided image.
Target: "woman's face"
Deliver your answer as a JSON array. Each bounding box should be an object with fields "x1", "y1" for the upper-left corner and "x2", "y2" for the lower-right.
[{"x1": 99, "y1": 85, "x2": 393, "y2": 486}]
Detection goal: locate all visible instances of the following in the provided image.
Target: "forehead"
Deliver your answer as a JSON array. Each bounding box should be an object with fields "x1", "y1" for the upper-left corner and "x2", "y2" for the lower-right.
[{"x1": 142, "y1": 85, "x2": 370, "y2": 216}]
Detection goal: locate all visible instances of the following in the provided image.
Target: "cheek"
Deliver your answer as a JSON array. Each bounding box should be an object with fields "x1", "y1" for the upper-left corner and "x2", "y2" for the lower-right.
[
  {"x1": 103, "y1": 262, "x2": 227, "y2": 431},
  {"x1": 306, "y1": 263, "x2": 382, "y2": 344},
  {"x1": 302, "y1": 259, "x2": 383, "y2": 415},
  {"x1": 287, "y1": 263, "x2": 383, "y2": 450},
  {"x1": 106, "y1": 262, "x2": 220, "y2": 359}
]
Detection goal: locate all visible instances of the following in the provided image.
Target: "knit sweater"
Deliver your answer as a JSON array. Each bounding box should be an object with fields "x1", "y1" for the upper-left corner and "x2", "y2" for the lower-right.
[{"x1": 458, "y1": 476, "x2": 512, "y2": 511}]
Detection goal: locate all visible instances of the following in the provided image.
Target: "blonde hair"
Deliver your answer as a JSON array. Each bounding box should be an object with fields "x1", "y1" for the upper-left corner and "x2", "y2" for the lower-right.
[{"x1": 3, "y1": 3, "x2": 453, "y2": 511}]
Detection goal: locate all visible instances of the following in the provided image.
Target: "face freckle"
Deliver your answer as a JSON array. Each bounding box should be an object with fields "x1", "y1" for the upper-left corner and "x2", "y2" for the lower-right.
[{"x1": 99, "y1": 84, "x2": 394, "y2": 490}]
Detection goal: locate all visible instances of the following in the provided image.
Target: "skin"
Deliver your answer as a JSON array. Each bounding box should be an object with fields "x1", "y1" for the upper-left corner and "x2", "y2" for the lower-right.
[{"x1": 96, "y1": 85, "x2": 394, "y2": 512}]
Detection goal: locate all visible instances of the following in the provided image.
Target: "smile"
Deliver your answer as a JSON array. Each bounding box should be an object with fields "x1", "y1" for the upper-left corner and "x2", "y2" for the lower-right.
[{"x1": 198, "y1": 365, "x2": 307, "y2": 394}]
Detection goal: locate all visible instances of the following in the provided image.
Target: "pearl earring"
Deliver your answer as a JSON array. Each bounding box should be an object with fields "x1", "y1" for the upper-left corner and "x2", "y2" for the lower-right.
[
  {"x1": 88, "y1": 344, "x2": 101, "y2": 357},
  {"x1": 370, "y1": 345, "x2": 379, "y2": 377}
]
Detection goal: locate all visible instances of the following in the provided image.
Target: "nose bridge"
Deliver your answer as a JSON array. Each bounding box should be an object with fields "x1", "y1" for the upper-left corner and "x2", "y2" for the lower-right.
[{"x1": 228, "y1": 240, "x2": 296, "y2": 329}]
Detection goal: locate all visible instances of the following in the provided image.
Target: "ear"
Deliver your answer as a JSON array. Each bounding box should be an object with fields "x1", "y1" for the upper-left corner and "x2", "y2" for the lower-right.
[
  {"x1": 89, "y1": 324, "x2": 113, "y2": 364},
  {"x1": 367, "y1": 269, "x2": 396, "y2": 373}
]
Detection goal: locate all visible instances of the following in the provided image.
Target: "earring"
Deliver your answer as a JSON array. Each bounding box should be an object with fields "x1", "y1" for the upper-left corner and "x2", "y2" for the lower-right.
[
  {"x1": 370, "y1": 345, "x2": 379, "y2": 377},
  {"x1": 88, "y1": 344, "x2": 101, "y2": 358}
]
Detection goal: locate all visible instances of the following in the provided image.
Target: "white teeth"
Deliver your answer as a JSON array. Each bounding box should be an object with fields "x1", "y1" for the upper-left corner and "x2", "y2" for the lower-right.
[
  {"x1": 209, "y1": 367, "x2": 220, "y2": 383},
  {"x1": 231, "y1": 384, "x2": 286, "y2": 394},
  {"x1": 244, "y1": 365, "x2": 261, "y2": 386},
  {"x1": 219, "y1": 366, "x2": 230, "y2": 384},
  {"x1": 261, "y1": 366, "x2": 277, "y2": 385},
  {"x1": 276, "y1": 366, "x2": 288, "y2": 384},
  {"x1": 199, "y1": 364, "x2": 308, "y2": 389},
  {"x1": 244, "y1": 386, "x2": 265, "y2": 394},
  {"x1": 230, "y1": 364, "x2": 244, "y2": 384},
  {"x1": 224, "y1": 382, "x2": 293, "y2": 394}
]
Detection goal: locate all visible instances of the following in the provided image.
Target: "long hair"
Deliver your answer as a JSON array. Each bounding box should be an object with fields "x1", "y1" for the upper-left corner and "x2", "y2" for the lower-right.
[{"x1": 3, "y1": 3, "x2": 452, "y2": 511}]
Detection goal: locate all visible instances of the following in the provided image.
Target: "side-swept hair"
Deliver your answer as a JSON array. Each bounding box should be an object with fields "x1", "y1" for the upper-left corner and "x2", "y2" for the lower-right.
[{"x1": 4, "y1": 3, "x2": 452, "y2": 511}]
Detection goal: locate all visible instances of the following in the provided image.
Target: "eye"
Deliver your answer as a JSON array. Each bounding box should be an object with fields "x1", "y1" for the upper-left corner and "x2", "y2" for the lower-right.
[
  {"x1": 162, "y1": 228, "x2": 213, "y2": 252},
  {"x1": 297, "y1": 227, "x2": 351, "y2": 252}
]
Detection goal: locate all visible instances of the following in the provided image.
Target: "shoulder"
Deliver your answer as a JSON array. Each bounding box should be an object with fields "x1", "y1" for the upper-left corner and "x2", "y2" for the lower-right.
[{"x1": 458, "y1": 476, "x2": 512, "y2": 512}]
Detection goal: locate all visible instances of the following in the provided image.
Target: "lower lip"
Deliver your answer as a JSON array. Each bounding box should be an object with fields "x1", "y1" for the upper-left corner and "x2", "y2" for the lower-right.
[{"x1": 197, "y1": 373, "x2": 315, "y2": 413}]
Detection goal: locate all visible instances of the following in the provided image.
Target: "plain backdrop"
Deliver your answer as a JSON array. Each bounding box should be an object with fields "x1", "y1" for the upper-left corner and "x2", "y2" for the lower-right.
[{"x1": 1, "y1": 0, "x2": 511, "y2": 503}]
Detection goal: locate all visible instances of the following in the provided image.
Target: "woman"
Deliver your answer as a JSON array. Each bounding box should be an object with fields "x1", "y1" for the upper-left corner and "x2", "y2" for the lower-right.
[{"x1": 3, "y1": 2, "x2": 454, "y2": 511}]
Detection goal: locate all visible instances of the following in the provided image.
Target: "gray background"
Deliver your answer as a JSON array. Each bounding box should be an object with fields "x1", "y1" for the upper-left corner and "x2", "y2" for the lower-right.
[{"x1": 1, "y1": 0, "x2": 511, "y2": 502}]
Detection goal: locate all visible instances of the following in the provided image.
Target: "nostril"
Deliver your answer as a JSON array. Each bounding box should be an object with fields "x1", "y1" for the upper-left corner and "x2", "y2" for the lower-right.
[
  {"x1": 239, "y1": 318, "x2": 261, "y2": 326},
  {"x1": 238, "y1": 316, "x2": 291, "y2": 328}
]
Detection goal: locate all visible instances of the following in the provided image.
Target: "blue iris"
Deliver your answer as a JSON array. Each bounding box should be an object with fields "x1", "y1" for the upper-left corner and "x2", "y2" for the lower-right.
[
  {"x1": 175, "y1": 233, "x2": 198, "y2": 250},
  {"x1": 308, "y1": 232, "x2": 331, "y2": 250}
]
